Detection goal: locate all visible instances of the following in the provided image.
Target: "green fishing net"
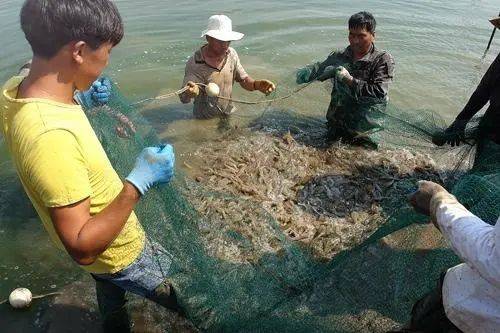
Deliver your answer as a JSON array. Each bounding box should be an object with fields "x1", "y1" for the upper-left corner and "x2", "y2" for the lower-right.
[{"x1": 0, "y1": 75, "x2": 498, "y2": 332}]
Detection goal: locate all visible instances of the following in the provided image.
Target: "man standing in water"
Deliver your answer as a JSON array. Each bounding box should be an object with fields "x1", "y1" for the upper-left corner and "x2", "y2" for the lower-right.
[
  {"x1": 180, "y1": 15, "x2": 276, "y2": 119},
  {"x1": 1, "y1": 1, "x2": 183, "y2": 331},
  {"x1": 296, "y1": 11, "x2": 395, "y2": 149},
  {"x1": 440, "y1": 17, "x2": 500, "y2": 153}
]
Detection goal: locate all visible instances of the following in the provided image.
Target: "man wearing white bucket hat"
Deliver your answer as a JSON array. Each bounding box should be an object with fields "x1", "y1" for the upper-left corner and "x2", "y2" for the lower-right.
[{"x1": 180, "y1": 14, "x2": 276, "y2": 119}]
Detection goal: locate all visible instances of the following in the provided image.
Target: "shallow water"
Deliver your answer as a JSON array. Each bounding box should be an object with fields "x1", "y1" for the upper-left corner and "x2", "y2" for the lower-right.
[{"x1": 0, "y1": 0, "x2": 499, "y2": 330}]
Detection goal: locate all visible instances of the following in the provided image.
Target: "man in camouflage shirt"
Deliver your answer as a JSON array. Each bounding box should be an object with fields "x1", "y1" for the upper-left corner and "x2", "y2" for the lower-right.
[{"x1": 297, "y1": 11, "x2": 395, "y2": 148}]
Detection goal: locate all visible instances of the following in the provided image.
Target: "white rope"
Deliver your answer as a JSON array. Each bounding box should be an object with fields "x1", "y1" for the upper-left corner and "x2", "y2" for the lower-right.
[
  {"x1": 0, "y1": 292, "x2": 62, "y2": 306},
  {"x1": 216, "y1": 81, "x2": 314, "y2": 105},
  {"x1": 129, "y1": 85, "x2": 193, "y2": 106},
  {"x1": 130, "y1": 81, "x2": 315, "y2": 106}
]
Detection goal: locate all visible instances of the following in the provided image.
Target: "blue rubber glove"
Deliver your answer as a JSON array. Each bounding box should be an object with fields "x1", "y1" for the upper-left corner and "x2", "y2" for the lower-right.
[
  {"x1": 126, "y1": 144, "x2": 175, "y2": 195},
  {"x1": 75, "y1": 78, "x2": 112, "y2": 109},
  {"x1": 296, "y1": 66, "x2": 312, "y2": 84}
]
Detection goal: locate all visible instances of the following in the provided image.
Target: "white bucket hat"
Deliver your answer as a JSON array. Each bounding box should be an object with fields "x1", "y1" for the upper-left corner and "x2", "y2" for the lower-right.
[{"x1": 201, "y1": 15, "x2": 244, "y2": 42}]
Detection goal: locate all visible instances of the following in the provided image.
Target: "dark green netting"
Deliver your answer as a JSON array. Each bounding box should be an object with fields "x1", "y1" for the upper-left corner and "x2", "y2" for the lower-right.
[
  {"x1": 451, "y1": 140, "x2": 500, "y2": 225},
  {"x1": 91, "y1": 80, "x2": 497, "y2": 331},
  {"x1": 0, "y1": 75, "x2": 498, "y2": 332}
]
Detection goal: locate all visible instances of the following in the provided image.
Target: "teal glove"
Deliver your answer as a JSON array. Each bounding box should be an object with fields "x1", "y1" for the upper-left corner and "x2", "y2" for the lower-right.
[
  {"x1": 296, "y1": 67, "x2": 312, "y2": 84},
  {"x1": 317, "y1": 66, "x2": 337, "y2": 81},
  {"x1": 75, "y1": 78, "x2": 112, "y2": 109},
  {"x1": 126, "y1": 144, "x2": 175, "y2": 195}
]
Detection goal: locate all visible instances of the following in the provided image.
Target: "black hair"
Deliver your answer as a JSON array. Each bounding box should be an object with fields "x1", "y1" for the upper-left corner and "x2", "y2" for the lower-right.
[
  {"x1": 348, "y1": 11, "x2": 376, "y2": 34},
  {"x1": 20, "y1": 0, "x2": 124, "y2": 59}
]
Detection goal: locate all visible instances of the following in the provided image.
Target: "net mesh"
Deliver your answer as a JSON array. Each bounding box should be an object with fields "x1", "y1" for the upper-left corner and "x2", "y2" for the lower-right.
[{"x1": 0, "y1": 76, "x2": 498, "y2": 332}]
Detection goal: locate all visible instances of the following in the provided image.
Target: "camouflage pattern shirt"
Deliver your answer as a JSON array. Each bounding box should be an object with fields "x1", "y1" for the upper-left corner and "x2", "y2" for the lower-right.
[{"x1": 307, "y1": 44, "x2": 395, "y2": 136}]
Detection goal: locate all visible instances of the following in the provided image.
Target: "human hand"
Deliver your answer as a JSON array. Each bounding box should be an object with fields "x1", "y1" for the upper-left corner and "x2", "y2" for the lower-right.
[
  {"x1": 185, "y1": 81, "x2": 200, "y2": 98},
  {"x1": 335, "y1": 66, "x2": 353, "y2": 83},
  {"x1": 254, "y1": 79, "x2": 276, "y2": 95},
  {"x1": 408, "y1": 180, "x2": 449, "y2": 228},
  {"x1": 126, "y1": 144, "x2": 175, "y2": 195},
  {"x1": 75, "y1": 78, "x2": 112, "y2": 109},
  {"x1": 443, "y1": 119, "x2": 468, "y2": 147},
  {"x1": 296, "y1": 67, "x2": 312, "y2": 84}
]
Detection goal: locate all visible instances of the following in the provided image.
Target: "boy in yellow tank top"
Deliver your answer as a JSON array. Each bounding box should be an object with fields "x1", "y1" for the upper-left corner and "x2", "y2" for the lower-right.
[{"x1": 0, "y1": 0, "x2": 183, "y2": 330}]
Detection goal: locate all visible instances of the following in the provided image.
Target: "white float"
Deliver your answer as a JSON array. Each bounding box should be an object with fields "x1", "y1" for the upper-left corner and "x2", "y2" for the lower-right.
[
  {"x1": 8, "y1": 288, "x2": 32, "y2": 308},
  {"x1": 206, "y1": 82, "x2": 220, "y2": 97}
]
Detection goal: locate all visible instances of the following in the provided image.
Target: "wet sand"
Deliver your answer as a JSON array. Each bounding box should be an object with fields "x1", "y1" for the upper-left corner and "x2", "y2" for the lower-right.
[{"x1": 1, "y1": 275, "x2": 197, "y2": 333}]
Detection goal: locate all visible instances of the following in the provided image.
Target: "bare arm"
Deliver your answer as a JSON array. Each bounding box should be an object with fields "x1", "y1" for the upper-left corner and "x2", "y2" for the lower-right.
[
  {"x1": 239, "y1": 76, "x2": 256, "y2": 91},
  {"x1": 239, "y1": 76, "x2": 276, "y2": 95},
  {"x1": 231, "y1": 48, "x2": 255, "y2": 92},
  {"x1": 50, "y1": 182, "x2": 140, "y2": 265},
  {"x1": 26, "y1": 129, "x2": 173, "y2": 267}
]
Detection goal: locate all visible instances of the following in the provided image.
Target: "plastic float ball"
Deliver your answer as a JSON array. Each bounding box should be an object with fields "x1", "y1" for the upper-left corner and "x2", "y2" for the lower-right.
[
  {"x1": 9, "y1": 288, "x2": 32, "y2": 308},
  {"x1": 206, "y1": 82, "x2": 220, "y2": 97}
]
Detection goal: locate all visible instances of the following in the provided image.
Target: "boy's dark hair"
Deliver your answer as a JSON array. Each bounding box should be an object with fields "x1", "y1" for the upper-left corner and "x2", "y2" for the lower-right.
[
  {"x1": 348, "y1": 11, "x2": 376, "y2": 34},
  {"x1": 20, "y1": 0, "x2": 124, "y2": 59}
]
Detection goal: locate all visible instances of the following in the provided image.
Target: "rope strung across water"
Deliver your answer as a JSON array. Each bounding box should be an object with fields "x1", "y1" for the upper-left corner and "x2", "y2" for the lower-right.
[
  {"x1": 130, "y1": 81, "x2": 316, "y2": 106},
  {"x1": 129, "y1": 85, "x2": 191, "y2": 106},
  {"x1": 216, "y1": 81, "x2": 314, "y2": 105}
]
